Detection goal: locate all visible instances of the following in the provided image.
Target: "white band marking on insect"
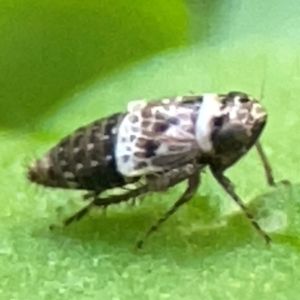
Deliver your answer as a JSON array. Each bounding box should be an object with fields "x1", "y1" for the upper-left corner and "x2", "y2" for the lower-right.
[
  {"x1": 195, "y1": 93, "x2": 222, "y2": 152},
  {"x1": 127, "y1": 100, "x2": 147, "y2": 113}
]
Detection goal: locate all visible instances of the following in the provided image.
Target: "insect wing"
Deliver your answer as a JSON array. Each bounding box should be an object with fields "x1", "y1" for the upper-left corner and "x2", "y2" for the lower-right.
[{"x1": 115, "y1": 100, "x2": 200, "y2": 177}]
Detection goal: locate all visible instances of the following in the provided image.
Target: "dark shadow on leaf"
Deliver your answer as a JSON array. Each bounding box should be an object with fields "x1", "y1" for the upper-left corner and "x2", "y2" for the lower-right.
[
  {"x1": 42, "y1": 196, "x2": 271, "y2": 256},
  {"x1": 26, "y1": 181, "x2": 297, "y2": 263}
]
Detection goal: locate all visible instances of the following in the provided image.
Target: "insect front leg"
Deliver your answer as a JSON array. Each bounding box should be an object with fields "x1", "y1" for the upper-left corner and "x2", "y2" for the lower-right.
[
  {"x1": 255, "y1": 141, "x2": 290, "y2": 187},
  {"x1": 210, "y1": 167, "x2": 271, "y2": 244},
  {"x1": 136, "y1": 171, "x2": 200, "y2": 249}
]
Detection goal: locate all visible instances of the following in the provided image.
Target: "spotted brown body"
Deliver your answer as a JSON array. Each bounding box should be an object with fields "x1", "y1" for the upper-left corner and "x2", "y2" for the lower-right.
[
  {"x1": 28, "y1": 93, "x2": 218, "y2": 193},
  {"x1": 27, "y1": 91, "x2": 286, "y2": 248},
  {"x1": 28, "y1": 112, "x2": 129, "y2": 193}
]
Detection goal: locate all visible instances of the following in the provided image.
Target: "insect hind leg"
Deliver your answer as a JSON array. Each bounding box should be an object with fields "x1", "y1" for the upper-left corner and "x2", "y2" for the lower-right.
[
  {"x1": 49, "y1": 192, "x2": 101, "y2": 229},
  {"x1": 53, "y1": 164, "x2": 202, "y2": 235},
  {"x1": 55, "y1": 185, "x2": 150, "y2": 229},
  {"x1": 63, "y1": 202, "x2": 95, "y2": 226}
]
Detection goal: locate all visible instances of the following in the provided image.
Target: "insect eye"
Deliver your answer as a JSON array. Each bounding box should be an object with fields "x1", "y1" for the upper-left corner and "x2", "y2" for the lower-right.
[
  {"x1": 213, "y1": 116, "x2": 224, "y2": 127},
  {"x1": 239, "y1": 97, "x2": 250, "y2": 103}
]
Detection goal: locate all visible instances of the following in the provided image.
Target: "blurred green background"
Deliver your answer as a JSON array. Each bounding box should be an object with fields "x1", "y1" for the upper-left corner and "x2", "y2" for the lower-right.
[
  {"x1": 1, "y1": 0, "x2": 300, "y2": 299},
  {"x1": 0, "y1": 0, "x2": 188, "y2": 129}
]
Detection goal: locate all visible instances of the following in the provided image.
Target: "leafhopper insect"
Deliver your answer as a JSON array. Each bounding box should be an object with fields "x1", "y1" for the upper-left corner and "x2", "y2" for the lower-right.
[{"x1": 28, "y1": 91, "x2": 286, "y2": 247}]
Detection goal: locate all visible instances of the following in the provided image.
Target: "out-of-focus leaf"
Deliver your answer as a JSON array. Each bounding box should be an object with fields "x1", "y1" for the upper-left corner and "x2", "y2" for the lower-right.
[
  {"x1": 0, "y1": 38, "x2": 299, "y2": 299},
  {"x1": 0, "y1": 0, "x2": 187, "y2": 129}
]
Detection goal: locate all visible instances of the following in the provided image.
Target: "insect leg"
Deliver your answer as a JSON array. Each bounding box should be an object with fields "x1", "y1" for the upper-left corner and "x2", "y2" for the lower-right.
[
  {"x1": 58, "y1": 164, "x2": 203, "y2": 230},
  {"x1": 56, "y1": 191, "x2": 102, "y2": 227},
  {"x1": 63, "y1": 202, "x2": 95, "y2": 226},
  {"x1": 255, "y1": 141, "x2": 276, "y2": 186},
  {"x1": 255, "y1": 141, "x2": 290, "y2": 187},
  {"x1": 136, "y1": 171, "x2": 200, "y2": 249},
  {"x1": 146, "y1": 163, "x2": 197, "y2": 192},
  {"x1": 60, "y1": 186, "x2": 149, "y2": 227},
  {"x1": 210, "y1": 168, "x2": 271, "y2": 244},
  {"x1": 92, "y1": 164, "x2": 201, "y2": 207}
]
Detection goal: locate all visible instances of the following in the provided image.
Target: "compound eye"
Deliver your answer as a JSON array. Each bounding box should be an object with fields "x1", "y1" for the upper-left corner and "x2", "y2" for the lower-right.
[
  {"x1": 239, "y1": 96, "x2": 250, "y2": 103},
  {"x1": 213, "y1": 116, "x2": 224, "y2": 127}
]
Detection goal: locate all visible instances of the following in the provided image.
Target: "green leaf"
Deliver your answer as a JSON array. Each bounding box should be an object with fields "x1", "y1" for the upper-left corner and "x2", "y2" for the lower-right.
[
  {"x1": 0, "y1": 0, "x2": 187, "y2": 129},
  {"x1": 1, "y1": 37, "x2": 299, "y2": 299}
]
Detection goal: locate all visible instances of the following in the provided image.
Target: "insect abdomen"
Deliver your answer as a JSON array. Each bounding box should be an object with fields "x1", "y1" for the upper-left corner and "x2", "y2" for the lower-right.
[{"x1": 28, "y1": 112, "x2": 129, "y2": 192}]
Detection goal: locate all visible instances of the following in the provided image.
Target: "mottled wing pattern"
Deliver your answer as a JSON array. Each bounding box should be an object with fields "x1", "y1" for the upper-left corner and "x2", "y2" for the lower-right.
[{"x1": 115, "y1": 97, "x2": 202, "y2": 177}]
